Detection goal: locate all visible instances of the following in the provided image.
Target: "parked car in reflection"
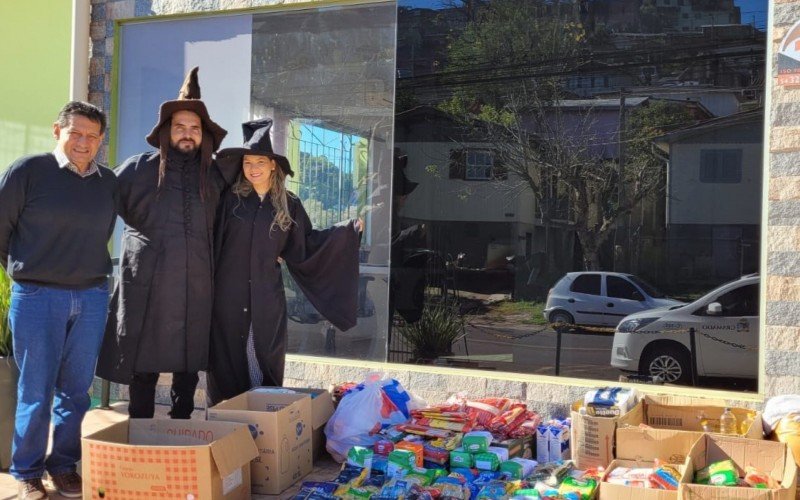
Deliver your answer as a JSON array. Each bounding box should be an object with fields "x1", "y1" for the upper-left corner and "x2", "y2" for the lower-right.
[
  {"x1": 543, "y1": 272, "x2": 684, "y2": 327},
  {"x1": 610, "y1": 274, "x2": 759, "y2": 384}
]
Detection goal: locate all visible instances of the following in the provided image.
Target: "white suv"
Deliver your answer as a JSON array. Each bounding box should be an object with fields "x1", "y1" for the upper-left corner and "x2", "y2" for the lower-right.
[
  {"x1": 610, "y1": 274, "x2": 759, "y2": 384},
  {"x1": 544, "y1": 272, "x2": 684, "y2": 327}
]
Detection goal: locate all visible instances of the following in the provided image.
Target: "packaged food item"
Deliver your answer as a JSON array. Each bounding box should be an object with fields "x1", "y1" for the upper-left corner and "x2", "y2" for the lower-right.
[
  {"x1": 648, "y1": 467, "x2": 680, "y2": 490},
  {"x1": 583, "y1": 387, "x2": 637, "y2": 417},
  {"x1": 474, "y1": 447, "x2": 510, "y2": 471},
  {"x1": 536, "y1": 425, "x2": 550, "y2": 463},
  {"x1": 423, "y1": 443, "x2": 450, "y2": 465},
  {"x1": 500, "y1": 458, "x2": 539, "y2": 480},
  {"x1": 510, "y1": 488, "x2": 541, "y2": 499},
  {"x1": 530, "y1": 461, "x2": 574, "y2": 487},
  {"x1": 346, "y1": 446, "x2": 374, "y2": 471},
  {"x1": 333, "y1": 464, "x2": 369, "y2": 486},
  {"x1": 396, "y1": 440, "x2": 424, "y2": 467},
  {"x1": 476, "y1": 480, "x2": 512, "y2": 499},
  {"x1": 695, "y1": 459, "x2": 738, "y2": 486},
  {"x1": 371, "y1": 456, "x2": 388, "y2": 474},
  {"x1": 374, "y1": 439, "x2": 394, "y2": 456},
  {"x1": 450, "y1": 447, "x2": 474, "y2": 468},
  {"x1": 475, "y1": 451, "x2": 502, "y2": 471},
  {"x1": 557, "y1": 477, "x2": 597, "y2": 500},
  {"x1": 387, "y1": 449, "x2": 417, "y2": 477},
  {"x1": 296, "y1": 481, "x2": 340, "y2": 495},
  {"x1": 548, "y1": 423, "x2": 570, "y2": 463},
  {"x1": 463, "y1": 431, "x2": 494, "y2": 453},
  {"x1": 744, "y1": 466, "x2": 777, "y2": 489}
]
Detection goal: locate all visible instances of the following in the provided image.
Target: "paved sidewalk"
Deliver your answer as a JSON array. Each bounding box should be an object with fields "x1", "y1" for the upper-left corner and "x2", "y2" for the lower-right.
[{"x1": 0, "y1": 402, "x2": 340, "y2": 499}]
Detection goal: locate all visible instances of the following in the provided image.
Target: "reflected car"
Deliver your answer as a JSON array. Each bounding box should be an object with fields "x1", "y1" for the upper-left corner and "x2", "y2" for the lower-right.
[
  {"x1": 610, "y1": 274, "x2": 759, "y2": 384},
  {"x1": 543, "y1": 272, "x2": 684, "y2": 328}
]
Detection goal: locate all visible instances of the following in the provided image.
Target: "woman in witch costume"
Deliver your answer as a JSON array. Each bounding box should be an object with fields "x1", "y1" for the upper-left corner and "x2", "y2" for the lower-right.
[{"x1": 206, "y1": 118, "x2": 362, "y2": 404}]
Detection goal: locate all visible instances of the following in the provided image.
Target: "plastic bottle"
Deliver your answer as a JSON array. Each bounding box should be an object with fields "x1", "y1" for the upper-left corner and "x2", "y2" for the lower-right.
[
  {"x1": 720, "y1": 407, "x2": 738, "y2": 435},
  {"x1": 739, "y1": 412, "x2": 754, "y2": 436}
]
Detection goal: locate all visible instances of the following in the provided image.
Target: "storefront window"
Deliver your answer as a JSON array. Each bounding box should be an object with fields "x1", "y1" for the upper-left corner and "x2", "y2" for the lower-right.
[
  {"x1": 392, "y1": 0, "x2": 767, "y2": 392},
  {"x1": 114, "y1": 0, "x2": 768, "y2": 392},
  {"x1": 115, "y1": 2, "x2": 397, "y2": 362}
]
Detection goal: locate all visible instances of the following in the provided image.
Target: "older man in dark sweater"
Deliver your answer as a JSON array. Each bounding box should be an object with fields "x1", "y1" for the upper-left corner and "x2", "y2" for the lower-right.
[{"x1": 0, "y1": 101, "x2": 118, "y2": 500}]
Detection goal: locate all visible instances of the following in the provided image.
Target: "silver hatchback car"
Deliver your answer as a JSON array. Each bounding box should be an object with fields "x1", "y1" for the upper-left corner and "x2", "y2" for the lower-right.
[{"x1": 544, "y1": 272, "x2": 684, "y2": 327}]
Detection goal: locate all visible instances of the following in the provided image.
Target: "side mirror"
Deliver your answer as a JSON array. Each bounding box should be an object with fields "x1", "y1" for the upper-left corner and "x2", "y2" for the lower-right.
[
  {"x1": 632, "y1": 291, "x2": 644, "y2": 301},
  {"x1": 707, "y1": 302, "x2": 722, "y2": 316}
]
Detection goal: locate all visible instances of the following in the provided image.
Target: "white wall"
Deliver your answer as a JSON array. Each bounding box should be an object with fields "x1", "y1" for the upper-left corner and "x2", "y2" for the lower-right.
[
  {"x1": 668, "y1": 142, "x2": 762, "y2": 225},
  {"x1": 398, "y1": 141, "x2": 538, "y2": 224}
]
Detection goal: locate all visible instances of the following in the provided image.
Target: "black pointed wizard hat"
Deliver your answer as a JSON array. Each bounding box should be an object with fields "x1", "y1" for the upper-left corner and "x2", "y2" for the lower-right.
[
  {"x1": 215, "y1": 118, "x2": 294, "y2": 176},
  {"x1": 145, "y1": 67, "x2": 227, "y2": 150}
]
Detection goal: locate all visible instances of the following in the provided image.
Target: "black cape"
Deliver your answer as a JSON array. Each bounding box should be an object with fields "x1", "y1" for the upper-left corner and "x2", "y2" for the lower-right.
[
  {"x1": 97, "y1": 150, "x2": 235, "y2": 383},
  {"x1": 206, "y1": 190, "x2": 360, "y2": 404}
]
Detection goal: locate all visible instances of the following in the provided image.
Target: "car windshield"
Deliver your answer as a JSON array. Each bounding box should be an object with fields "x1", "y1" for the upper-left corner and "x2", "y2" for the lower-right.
[{"x1": 628, "y1": 275, "x2": 666, "y2": 298}]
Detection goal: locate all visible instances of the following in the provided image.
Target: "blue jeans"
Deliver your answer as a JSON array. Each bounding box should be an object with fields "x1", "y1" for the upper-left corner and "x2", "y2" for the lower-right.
[{"x1": 9, "y1": 281, "x2": 109, "y2": 480}]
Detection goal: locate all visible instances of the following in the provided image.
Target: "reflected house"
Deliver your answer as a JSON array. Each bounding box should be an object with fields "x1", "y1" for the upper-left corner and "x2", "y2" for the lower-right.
[
  {"x1": 654, "y1": 109, "x2": 762, "y2": 286},
  {"x1": 394, "y1": 106, "x2": 524, "y2": 296},
  {"x1": 395, "y1": 97, "x2": 696, "y2": 298}
]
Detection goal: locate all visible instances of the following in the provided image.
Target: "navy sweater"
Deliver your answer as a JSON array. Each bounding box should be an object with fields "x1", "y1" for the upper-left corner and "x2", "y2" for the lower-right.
[{"x1": 0, "y1": 153, "x2": 118, "y2": 288}]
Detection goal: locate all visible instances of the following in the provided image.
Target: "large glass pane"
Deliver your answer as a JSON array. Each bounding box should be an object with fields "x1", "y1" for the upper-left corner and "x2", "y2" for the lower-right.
[
  {"x1": 251, "y1": 3, "x2": 397, "y2": 361},
  {"x1": 393, "y1": 0, "x2": 766, "y2": 391}
]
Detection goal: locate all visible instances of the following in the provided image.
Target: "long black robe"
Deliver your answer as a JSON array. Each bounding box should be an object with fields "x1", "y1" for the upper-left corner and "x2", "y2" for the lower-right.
[
  {"x1": 206, "y1": 190, "x2": 360, "y2": 404},
  {"x1": 97, "y1": 150, "x2": 235, "y2": 383}
]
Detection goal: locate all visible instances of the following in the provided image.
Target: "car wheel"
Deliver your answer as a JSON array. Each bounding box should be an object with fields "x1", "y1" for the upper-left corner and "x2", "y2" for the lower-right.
[
  {"x1": 641, "y1": 345, "x2": 691, "y2": 385},
  {"x1": 549, "y1": 310, "x2": 574, "y2": 327}
]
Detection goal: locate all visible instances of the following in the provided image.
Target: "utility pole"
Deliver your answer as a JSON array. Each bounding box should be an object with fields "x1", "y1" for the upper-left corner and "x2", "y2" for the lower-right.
[{"x1": 613, "y1": 89, "x2": 627, "y2": 271}]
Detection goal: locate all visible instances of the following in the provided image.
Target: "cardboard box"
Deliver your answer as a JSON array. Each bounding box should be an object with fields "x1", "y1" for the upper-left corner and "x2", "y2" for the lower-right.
[
  {"x1": 571, "y1": 399, "x2": 634, "y2": 469},
  {"x1": 81, "y1": 418, "x2": 258, "y2": 500},
  {"x1": 598, "y1": 459, "x2": 684, "y2": 500},
  {"x1": 207, "y1": 392, "x2": 313, "y2": 495},
  {"x1": 680, "y1": 434, "x2": 798, "y2": 499},
  {"x1": 616, "y1": 396, "x2": 763, "y2": 465},
  {"x1": 285, "y1": 387, "x2": 334, "y2": 462}
]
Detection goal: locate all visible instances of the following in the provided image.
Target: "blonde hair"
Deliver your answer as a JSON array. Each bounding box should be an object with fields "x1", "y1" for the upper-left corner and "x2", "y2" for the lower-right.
[{"x1": 231, "y1": 159, "x2": 295, "y2": 232}]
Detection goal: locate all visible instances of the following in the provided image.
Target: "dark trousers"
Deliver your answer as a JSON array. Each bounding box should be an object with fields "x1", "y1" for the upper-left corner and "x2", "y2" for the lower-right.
[{"x1": 128, "y1": 372, "x2": 199, "y2": 419}]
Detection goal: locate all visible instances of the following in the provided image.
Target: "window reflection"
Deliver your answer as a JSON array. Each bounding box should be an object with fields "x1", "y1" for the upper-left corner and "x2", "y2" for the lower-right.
[
  {"x1": 392, "y1": 0, "x2": 765, "y2": 391},
  {"x1": 250, "y1": 4, "x2": 397, "y2": 362}
]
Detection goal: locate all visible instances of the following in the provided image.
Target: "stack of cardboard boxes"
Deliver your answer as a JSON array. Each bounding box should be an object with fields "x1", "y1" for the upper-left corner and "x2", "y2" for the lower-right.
[
  {"x1": 80, "y1": 387, "x2": 334, "y2": 499},
  {"x1": 573, "y1": 393, "x2": 798, "y2": 500}
]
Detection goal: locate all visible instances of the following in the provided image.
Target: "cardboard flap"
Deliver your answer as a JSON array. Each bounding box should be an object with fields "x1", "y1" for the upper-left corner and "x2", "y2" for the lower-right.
[
  {"x1": 128, "y1": 418, "x2": 249, "y2": 447},
  {"x1": 704, "y1": 435, "x2": 786, "y2": 481},
  {"x1": 616, "y1": 427, "x2": 702, "y2": 463},
  {"x1": 645, "y1": 394, "x2": 727, "y2": 407},
  {"x1": 209, "y1": 424, "x2": 259, "y2": 477},
  {"x1": 286, "y1": 388, "x2": 334, "y2": 430},
  {"x1": 83, "y1": 420, "x2": 130, "y2": 444}
]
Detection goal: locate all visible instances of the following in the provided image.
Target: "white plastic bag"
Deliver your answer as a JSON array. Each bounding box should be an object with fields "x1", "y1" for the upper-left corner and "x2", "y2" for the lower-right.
[
  {"x1": 763, "y1": 395, "x2": 800, "y2": 433},
  {"x1": 324, "y1": 373, "x2": 424, "y2": 461}
]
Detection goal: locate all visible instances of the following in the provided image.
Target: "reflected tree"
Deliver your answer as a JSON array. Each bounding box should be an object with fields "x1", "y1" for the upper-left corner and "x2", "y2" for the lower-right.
[{"x1": 437, "y1": 0, "x2": 694, "y2": 271}]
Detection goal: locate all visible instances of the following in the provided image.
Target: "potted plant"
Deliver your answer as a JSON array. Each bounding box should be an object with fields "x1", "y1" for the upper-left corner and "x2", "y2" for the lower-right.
[
  {"x1": 399, "y1": 301, "x2": 465, "y2": 363},
  {"x1": 0, "y1": 269, "x2": 16, "y2": 470}
]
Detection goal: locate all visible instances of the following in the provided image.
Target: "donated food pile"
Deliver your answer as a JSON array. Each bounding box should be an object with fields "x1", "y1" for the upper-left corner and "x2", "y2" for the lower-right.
[{"x1": 292, "y1": 379, "x2": 780, "y2": 499}]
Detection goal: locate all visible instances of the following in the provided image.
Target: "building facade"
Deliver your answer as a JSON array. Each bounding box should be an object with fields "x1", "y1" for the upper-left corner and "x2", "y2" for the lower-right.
[{"x1": 80, "y1": 0, "x2": 796, "y2": 414}]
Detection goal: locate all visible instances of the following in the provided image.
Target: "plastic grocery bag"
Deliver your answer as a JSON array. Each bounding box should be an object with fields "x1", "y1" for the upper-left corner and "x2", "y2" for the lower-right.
[
  {"x1": 763, "y1": 395, "x2": 800, "y2": 433},
  {"x1": 324, "y1": 372, "x2": 425, "y2": 461}
]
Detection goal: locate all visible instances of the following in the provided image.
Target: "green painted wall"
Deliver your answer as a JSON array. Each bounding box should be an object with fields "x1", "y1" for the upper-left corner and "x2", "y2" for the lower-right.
[{"x1": 0, "y1": 0, "x2": 72, "y2": 170}]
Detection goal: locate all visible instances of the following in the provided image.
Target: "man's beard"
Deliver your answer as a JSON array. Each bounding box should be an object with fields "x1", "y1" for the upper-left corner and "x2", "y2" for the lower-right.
[{"x1": 171, "y1": 139, "x2": 199, "y2": 154}]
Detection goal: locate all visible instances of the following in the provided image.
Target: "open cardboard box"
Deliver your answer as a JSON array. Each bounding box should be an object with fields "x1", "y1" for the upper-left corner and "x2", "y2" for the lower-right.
[
  {"x1": 616, "y1": 395, "x2": 762, "y2": 466},
  {"x1": 81, "y1": 418, "x2": 258, "y2": 499},
  {"x1": 680, "y1": 434, "x2": 797, "y2": 499},
  {"x1": 249, "y1": 386, "x2": 334, "y2": 463},
  {"x1": 283, "y1": 387, "x2": 335, "y2": 462},
  {"x1": 571, "y1": 398, "x2": 637, "y2": 469},
  {"x1": 598, "y1": 459, "x2": 685, "y2": 500},
  {"x1": 207, "y1": 391, "x2": 313, "y2": 495}
]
